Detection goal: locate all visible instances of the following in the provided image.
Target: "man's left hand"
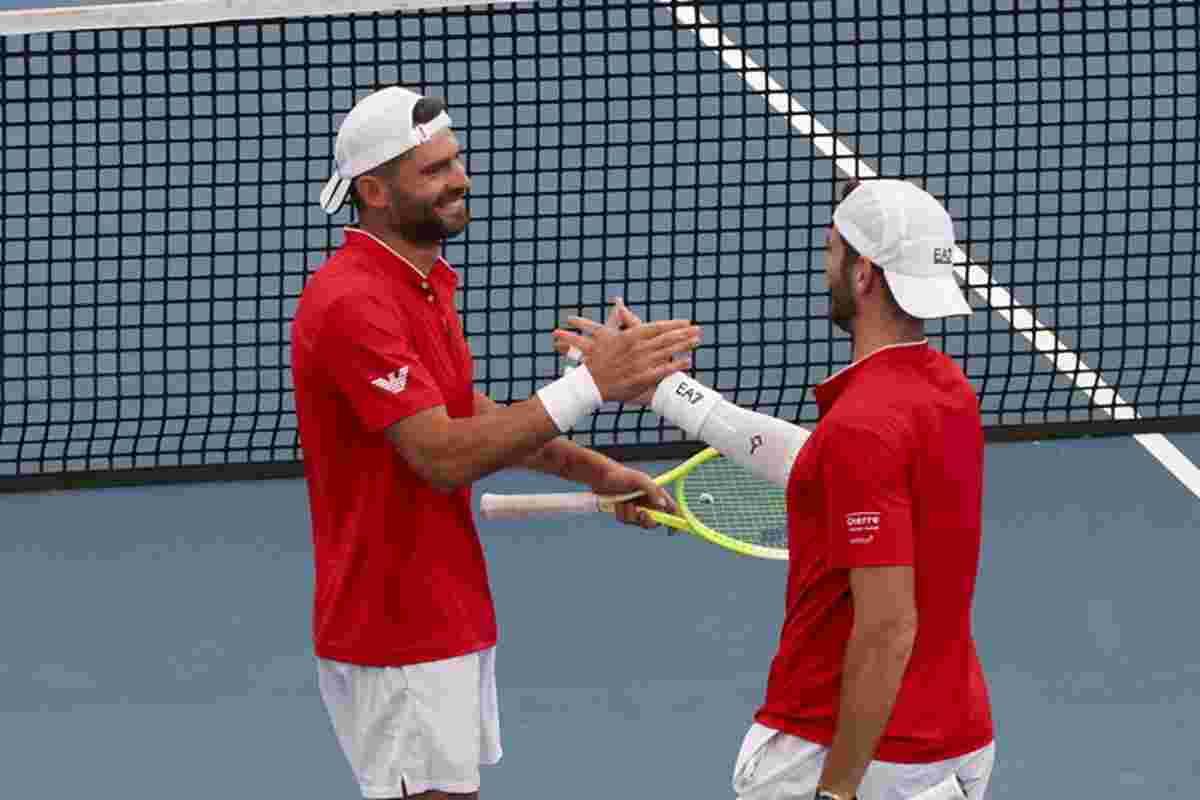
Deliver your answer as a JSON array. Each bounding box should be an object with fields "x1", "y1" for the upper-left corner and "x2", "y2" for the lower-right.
[{"x1": 589, "y1": 464, "x2": 676, "y2": 530}]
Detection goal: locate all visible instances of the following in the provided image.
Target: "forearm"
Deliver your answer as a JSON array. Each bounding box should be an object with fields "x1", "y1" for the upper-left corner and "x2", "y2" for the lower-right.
[
  {"x1": 698, "y1": 399, "x2": 810, "y2": 487},
  {"x1": 818, "y1": 622, "x2": 917, "y2": 797},
  {"x1": 475, "y1": 392, "x2": 618, "y2": 484},
  {"x1": 529, "y1": 437, "x2": 620, "y2": 485},
  {"x1": 398, "y1": 396, "x2": 567, "y2": 490},
  {"x1": 650, "y1": 374, "x2": 809, "y2": 487}
]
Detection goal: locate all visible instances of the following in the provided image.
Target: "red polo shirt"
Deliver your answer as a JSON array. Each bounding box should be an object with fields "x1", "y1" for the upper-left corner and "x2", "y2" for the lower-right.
[
  {"x1": 291, "y1": 228, "x2": 497, "y2": 666},
  {"x1": 756, "y1": 341, "x2": 994, "y2": 763}
]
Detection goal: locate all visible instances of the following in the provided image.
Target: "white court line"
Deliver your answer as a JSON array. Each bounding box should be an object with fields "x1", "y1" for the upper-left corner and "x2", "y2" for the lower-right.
[
  {"x1": 664, "y1": 1, "x2": 1200, "y2": 499},
  {"x1": 0, "y1": 0, "x2": 518, "y2": 36}
]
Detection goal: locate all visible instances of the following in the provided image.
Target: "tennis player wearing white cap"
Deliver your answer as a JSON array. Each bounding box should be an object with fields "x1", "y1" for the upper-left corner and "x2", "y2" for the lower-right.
[
  {"x1": 292, "y1": 85, "x2": 700, "y2": 800},
  {"x1": 556, "y1": 178, "x2": 996, "y2": 800}
]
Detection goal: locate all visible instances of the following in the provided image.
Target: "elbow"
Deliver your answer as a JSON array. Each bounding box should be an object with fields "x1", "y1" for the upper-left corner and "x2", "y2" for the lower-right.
[
  {"x1": 432, "y1": 472, "x2": 468, "y2": 491},
  {"x1": 894, "y1": 615, "x2": 918, "y2": 656},
  {"x1": 857, "y1": 612, "x2": 919, "y2": 656},
  {"x1": 421, "y1": 469, "x2": 461, "y2": 493},
  {"x1": 418, "y1": 456, "x2": 476, "y2": 492},
  {"x1": 392, "y1": 442, "x2": 475, "y2": 492},
  {"x1": 385, "y1": 415, "x2": 482, "y2": 491}
]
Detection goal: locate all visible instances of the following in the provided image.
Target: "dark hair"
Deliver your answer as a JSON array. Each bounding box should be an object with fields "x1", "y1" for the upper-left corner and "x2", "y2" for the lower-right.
[
  {"x1": 411, "y1": 95, "x2": 447, "y2": 126},
  {"x1": 833, "y1": 178, "x2": 916, "y2": 322},
  {"x1": 349, "y1": 93, "x2": 449, "y2": 212}
]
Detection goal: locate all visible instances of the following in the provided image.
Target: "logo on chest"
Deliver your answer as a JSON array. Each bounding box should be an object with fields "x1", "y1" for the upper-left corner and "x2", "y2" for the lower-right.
[{"x1": 371, "y1": 366, "x2": 410, "y2": 395}]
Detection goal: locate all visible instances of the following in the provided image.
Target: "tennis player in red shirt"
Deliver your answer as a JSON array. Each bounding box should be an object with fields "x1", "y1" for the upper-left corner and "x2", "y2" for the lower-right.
[
  {"x1": 292, "y1": 86, "x2": 700, "y2": 800},
  {"x1": 558, "y1": 179, "x2": 996, "y2": 800}
]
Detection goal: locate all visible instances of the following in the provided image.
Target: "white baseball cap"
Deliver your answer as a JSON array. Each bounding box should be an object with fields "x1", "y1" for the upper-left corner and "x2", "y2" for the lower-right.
[
  {"x1": 318, "y1": 86, "x2": 453, "y2": 215},
  {"x1": 832, "y1": 179, "x2": 972, "y2": 319}
]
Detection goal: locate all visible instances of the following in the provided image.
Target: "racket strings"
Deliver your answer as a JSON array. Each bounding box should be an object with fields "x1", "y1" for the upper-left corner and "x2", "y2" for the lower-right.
[{"x1": 680, "y1": 458, "x2": 789, "y2": 548}]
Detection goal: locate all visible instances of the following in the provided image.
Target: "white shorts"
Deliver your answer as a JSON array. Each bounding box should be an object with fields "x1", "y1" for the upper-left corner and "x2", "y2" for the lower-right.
[
  {"x1": 317, "y1": 647, "x2": 502, "y2": 798},
  {"x1": 732, "y1": 723, "x2": 996, "y2": 800}
]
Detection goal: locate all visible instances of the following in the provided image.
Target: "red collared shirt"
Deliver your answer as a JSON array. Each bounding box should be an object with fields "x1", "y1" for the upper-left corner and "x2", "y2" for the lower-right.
[
  {"x1": 756, "y1": 341, "x2": 994, "y2": 762},
  {"x1": 291, "y1": 228, "x2": 496, "y2": 666}
]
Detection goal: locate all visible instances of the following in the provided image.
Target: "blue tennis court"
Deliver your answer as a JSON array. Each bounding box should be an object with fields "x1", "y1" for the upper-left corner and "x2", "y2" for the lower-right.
[{"x1": 1, "y1": 433, "x2": 1198, "y2": 798}]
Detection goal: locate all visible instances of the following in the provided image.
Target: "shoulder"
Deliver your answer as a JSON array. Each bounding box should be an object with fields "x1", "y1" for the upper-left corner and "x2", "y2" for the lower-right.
[
  {"x1": 912, "y1": 349, "x2": 980, "y2": 422},
  {"x1": 824, "y1": 378, "x2": 916, "y2": 447},
  {"x1": 818, "y1": 412, "x2": 910, "y2": 470},
  {"x1": 295, "y1": 265, "x2": 413, "y2": 358},
  {"x1": 856, "y1": 348, "x2": 974, "y2": 415},
  {"x1": 300, "y1": 246, "x2": 372, "y2": 303},
  {"x1": 300, "y1": 251, "x2": 399, "y2": 319},
  {"x1": 922, "y1": 347, "x2": 974, "y2": 389}
]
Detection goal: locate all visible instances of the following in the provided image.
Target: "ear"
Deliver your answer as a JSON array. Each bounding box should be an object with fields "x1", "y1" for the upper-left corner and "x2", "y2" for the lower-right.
[
  {"x1": 353, "y1": 175, "x2": 391, "y2": 210},
  {"x1": 851, "y1": 255, "x2": 876, "y2": 295}
]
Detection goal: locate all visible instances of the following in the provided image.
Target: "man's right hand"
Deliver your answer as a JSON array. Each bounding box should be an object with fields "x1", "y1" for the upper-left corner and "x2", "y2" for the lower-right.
[
  {"x1": 556, "y1": 298, "x2": 668, "y2": 406},
  {"x1": 606, "y1": 299, "x2": 659, "y2": 406},
  {"x1": 554, "y1": 312, "x2": 700, "y2": 404}
]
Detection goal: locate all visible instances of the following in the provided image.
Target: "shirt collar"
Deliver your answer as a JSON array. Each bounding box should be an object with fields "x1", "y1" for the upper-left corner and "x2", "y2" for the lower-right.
[
  {"x1": 343, "y1": 227, "x2": 459, "y2": 292},
  {"x1": 814, "y1": 339, "x2": 930, "y2": 414}
]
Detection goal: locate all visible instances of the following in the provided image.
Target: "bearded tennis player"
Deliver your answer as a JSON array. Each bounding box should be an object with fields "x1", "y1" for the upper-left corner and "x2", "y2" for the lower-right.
[
  {"x1": 556, "y1": 179, "x2": 996, "y2": 800},
  {"x1": 292, "y1": 85, "x2": 700, "y2": 800}
]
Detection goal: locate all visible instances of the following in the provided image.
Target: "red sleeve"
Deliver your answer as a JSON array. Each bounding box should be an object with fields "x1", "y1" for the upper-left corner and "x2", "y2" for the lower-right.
[
  {"x1": 821, "y1": 421, "x2": 914, "y2": 568},
  {"x1": 318, "y1": 295, "x2": 446, "y2": 431}
]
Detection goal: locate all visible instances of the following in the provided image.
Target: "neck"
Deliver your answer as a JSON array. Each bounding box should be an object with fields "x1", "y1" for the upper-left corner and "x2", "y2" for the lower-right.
[
  {"x1": 357, "y1": 222, "x2": 441, "y2": 276},
  {"x1": 850, "y1": 316, "x2": 926, "y2": 362}
]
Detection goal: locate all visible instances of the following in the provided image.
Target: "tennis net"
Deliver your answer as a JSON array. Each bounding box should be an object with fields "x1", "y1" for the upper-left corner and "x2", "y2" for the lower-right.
[{"x1": 2, "y1": 0, "x2": 1198, "y2": 490}]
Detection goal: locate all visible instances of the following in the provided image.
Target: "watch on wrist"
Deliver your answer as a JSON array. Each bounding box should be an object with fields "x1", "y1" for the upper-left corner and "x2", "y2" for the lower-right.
[{"x1": 815, "y1": 791, "x2": 856, "y2": 800}]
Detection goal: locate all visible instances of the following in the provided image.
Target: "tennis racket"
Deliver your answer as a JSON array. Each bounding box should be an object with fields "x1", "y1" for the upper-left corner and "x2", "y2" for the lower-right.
[{"x1": 479, "y1": 447, "x2": 788, "y2": 560}]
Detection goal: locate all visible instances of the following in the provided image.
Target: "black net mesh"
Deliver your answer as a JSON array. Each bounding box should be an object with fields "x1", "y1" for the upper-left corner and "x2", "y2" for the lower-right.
[{"x1": 2, "y1": 1, "x2": 1197, "y2": 488}]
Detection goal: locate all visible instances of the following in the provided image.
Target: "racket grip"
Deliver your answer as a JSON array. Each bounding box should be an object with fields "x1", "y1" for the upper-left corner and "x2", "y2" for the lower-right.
[{"x1": 479, "y1": 491, "x2": 602, "y2": 520}]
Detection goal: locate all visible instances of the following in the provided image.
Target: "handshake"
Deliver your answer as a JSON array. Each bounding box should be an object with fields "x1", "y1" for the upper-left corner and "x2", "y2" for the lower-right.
[
  {"x1": 552, "y1": 298, "x2": 699, "y2": 407},
  {"x1": 533, "y1": 298, "x2": 700, "y2": 435},
  {"x1": 540, "y1": 298, "x2": 805, "y2": 493}
]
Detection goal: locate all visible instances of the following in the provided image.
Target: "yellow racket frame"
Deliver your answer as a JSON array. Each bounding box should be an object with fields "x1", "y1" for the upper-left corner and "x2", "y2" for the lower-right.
[{"x1": 612, "y1": 447, "x2": 789, "y2": 561}]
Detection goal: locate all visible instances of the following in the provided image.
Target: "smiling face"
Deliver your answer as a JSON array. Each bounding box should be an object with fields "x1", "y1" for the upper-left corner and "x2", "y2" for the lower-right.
[{"x1": 355, "y1": 128, "x2": 471, "y2": 246}]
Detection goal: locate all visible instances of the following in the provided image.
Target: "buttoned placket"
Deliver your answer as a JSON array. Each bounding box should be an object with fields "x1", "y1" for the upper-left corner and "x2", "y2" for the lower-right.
[
  {"x1": 422, "y1": 278, "x2": 455, "y2": 336},
  {"x1": 345, "y1": 227, "x2": 459, "y2": 355}
]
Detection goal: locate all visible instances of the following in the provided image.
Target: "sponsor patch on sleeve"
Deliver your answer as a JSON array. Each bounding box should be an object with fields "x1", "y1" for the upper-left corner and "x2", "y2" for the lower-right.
[
  {"x1": 370, "y1": 366, "x2": 410, "y2": 395},
  {"x1": 845, "y1": 511, "x2": 881, "y2": 545}
]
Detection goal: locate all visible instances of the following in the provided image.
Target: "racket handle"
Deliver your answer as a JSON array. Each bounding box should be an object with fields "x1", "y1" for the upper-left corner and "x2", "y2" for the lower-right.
[{"x1": 479, "y1": 491, "x2": 602, "y2": 520}]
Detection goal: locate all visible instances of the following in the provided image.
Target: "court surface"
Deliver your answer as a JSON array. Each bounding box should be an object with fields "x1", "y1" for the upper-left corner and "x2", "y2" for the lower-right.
[{"x1": 1, "y1": 432, "x2": 1197, "y2": 799}]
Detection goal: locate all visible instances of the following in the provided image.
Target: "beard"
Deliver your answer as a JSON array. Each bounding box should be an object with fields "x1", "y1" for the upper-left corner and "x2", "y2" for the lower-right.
[
  {"x1": 386, "y1": 186, "x2": 471, "y2": 245},
  {"x1": 828, "y1": 261, "x2": 857, "y2": 334}
]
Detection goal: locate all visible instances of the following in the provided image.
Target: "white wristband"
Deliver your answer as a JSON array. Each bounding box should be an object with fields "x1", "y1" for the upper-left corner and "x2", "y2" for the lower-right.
[
  {"x1": 537, "y1": 363, "x2": 604, "y2": 433},
  {"x1": 650, "y1": 373, "x2": 723, "y2": 439}
]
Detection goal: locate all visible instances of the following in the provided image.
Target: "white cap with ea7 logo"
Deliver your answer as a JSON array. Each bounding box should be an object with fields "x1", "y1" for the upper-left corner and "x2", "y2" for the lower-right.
[
  {"x1": 832, "y1": 179, "x2": 973, "y2": 319},
  {"x1": 318, "y1": 86, "x2": 453, "y2": 215}
]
